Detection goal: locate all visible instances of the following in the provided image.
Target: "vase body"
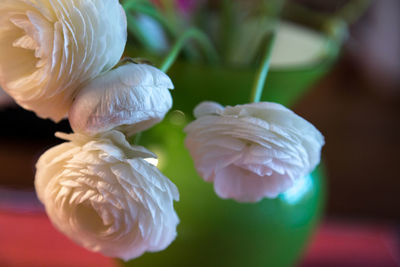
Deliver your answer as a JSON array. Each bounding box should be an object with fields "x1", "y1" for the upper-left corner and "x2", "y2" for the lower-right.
[{"x1": 122, "y1": 58, "x2": 331, "y2": 267}]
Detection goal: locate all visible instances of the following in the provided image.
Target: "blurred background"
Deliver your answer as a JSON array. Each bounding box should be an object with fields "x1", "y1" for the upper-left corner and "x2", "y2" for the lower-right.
[
  {"x1": 0, "y1": 0, "x2": 399, "y2": 266},
  {"x1": 293, "y1": 0, "x2": 400, "y2": 221}
]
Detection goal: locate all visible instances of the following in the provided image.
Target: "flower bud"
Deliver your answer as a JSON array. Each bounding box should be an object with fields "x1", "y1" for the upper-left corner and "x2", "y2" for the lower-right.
[{"x1": 69, "y1": 63, "x2": 174, "y2": 137}]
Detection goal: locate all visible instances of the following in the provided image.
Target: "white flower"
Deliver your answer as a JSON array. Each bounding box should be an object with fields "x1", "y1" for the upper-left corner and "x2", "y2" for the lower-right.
[
  {"x1": 0, "y1": 0, "x2": 127, "y2": 121},
  {"x1": 69, "y1": 63, "x2": 174, "y2": 137},
  {"x1": 184, "y1": 101, "x2": 324, "y2": 203},
  {"x1": 35, "y1": 130, "x2": 179, "y2": 261}
]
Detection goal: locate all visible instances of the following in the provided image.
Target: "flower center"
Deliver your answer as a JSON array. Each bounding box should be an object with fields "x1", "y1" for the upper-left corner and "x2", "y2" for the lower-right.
[
  {"x1": 10, "y1": 15, "x2": 39, "y2": 52},
  {"x1": 0, "y1": 9, "x2": 54, "y2": 91},
  {"x1": 75, "y1": 203, "x2": 107, "y2": 234}
]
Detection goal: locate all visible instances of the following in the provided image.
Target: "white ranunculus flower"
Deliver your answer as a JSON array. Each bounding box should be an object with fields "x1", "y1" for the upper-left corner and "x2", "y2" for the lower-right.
[
  {"x1": 69, "y1": 63, "x2": 174, "y2": 137},
  {"x1": 0, "y1": 0, "x2": 127, "y2": 121},
  {"x1": 185, "y1": 101, "x2": 324, "y2": 203},
  {"x1": 35, "y1": 130, "x2": 179, "y2": 261}
]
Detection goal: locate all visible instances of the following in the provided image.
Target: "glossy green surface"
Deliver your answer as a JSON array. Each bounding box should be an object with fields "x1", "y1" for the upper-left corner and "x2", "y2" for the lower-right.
[
  {"x1": 123, "y1": 23, "x2": 337, "y2": 267},
  {"x1": 167, "y1": 60, "x2": 334, "y2": 111},
  {"x1": 124, "y1": 113, "x2": 325, "y2": 267}
]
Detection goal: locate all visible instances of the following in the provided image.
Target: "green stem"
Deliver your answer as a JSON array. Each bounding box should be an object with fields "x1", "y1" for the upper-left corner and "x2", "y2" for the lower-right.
[
  {"x1": 123, "y1": 0, "x2": 202, "y2": 60},
  {"x1": 160, "y1": 28, "x2": 219, "y2": 73},
  {"x1": 249, "y1": 32, "x2": 276, "y2": 103},
  {"x1": 123, "y1": 0, "x2": 146, "y2": 10},
  {"x1": 123, "y1": 0, "x2": 178, "y2": 37}
]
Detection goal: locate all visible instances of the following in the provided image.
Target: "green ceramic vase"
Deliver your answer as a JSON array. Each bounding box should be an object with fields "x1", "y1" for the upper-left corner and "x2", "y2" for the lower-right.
[{"x1": 122, "y1": 18, "x2": 341, "y2": 267}]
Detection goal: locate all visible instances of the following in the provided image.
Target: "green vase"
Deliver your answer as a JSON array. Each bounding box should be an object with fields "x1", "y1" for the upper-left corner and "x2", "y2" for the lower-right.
[{"x1": 122, "y1": 18, "x2": 341, "y2": 267}]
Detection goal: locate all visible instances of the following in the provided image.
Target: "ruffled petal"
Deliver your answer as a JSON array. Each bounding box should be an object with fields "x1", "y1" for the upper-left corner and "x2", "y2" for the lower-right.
[{"x1": 69, "y1": 63, "x2": 174, "y2": 137}]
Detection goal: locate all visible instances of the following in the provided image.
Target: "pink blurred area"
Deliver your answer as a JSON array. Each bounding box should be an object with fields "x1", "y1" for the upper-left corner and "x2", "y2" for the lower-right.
[
  {"x1": 301, "y1": 221, "x2": 400, "y2": 267},
  {"x1": 0, "y1": 188, "x2": 398, "y2": 267},
  {"x1": 0, "y1": 211, "x2": 116, "y2": 267},
  {"x1": 0, "y1": 207, "x2": 398, "y2": 267}
]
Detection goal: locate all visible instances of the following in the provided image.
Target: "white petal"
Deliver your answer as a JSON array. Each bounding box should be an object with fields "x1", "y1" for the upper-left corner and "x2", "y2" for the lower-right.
[
  {"x1": 69, "y1": 63, "x2": 174, "y2": 137},
  {"x1": 193, "y1": 101, "x2": 224, "y2": 118},
  {"x1": 214, "y1": 165, "x2": 293, "y2": 202}
]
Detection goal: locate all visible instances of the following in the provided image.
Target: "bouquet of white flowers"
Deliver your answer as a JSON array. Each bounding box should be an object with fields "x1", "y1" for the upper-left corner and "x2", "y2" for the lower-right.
[{"x1": 1, "y1": 0, "x2": 367, "y2": 265}]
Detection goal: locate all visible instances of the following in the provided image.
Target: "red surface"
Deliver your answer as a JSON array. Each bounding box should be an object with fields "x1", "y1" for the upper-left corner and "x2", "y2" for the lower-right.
[
  {"x1": 0, "y1": 211, "x2": 116, "y2": 267},
  {"x1": 0, "y1": 209, "x2": 399, "y2": 267},
  {"x1": 301, "y1": 221, "x2": 400, "y2": 267}
]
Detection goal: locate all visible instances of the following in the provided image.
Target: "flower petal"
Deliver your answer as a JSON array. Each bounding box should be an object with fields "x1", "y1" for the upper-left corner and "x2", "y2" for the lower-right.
[{"x1": 69, "y1": 63, "x2": 174, "y2": 137}]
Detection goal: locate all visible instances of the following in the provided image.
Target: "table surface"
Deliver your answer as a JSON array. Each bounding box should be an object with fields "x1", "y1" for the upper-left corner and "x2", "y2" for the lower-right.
[{"x1": 0, "y1": 189, "x2": 399, "y2": 267}]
